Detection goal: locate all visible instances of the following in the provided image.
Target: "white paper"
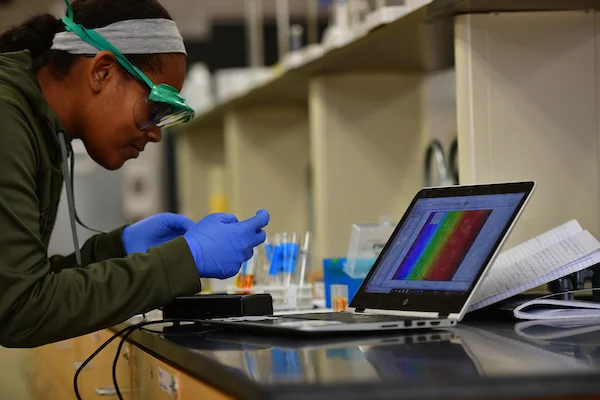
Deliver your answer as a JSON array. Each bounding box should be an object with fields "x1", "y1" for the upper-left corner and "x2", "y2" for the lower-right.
[
  {"x1": 157, "y1": 367, "x2": 172, "y2": 395},
  {"x1": 492, "y1": 220, "x2": 582, "y2": 269},
  {"x1": 469, "y1": 222, "x2": 600, "y2": 311},
  {"x1": 514, "y1": 299, "x2": 600, "y2": 320},
  {"x1": 516, "y1": 308, "x2": 600, "y2": 320}
]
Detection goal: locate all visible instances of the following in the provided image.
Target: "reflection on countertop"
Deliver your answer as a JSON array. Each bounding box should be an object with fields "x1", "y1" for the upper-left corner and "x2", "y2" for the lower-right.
[{"x1": 154, "y1": 320, "x2": 600, "y2": 387}]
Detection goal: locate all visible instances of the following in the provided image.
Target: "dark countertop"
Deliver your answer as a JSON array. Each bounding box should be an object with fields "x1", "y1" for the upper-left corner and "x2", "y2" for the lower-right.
[{"x1": 112, "y1": 318, "x2": 600, "y2": 400}]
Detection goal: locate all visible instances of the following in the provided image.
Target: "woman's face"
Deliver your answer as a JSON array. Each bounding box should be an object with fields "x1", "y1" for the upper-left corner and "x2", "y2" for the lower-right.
[{"x1": 77, "y1": 51, "x2": 186, "y2": 170}]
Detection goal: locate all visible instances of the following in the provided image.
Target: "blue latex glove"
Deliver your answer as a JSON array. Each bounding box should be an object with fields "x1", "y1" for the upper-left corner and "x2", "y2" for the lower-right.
[
  {"x1": 122, "y1": 213, "x2": 195, "y2": 255},
  {"x1": 183, "y1": 210, "x2": 270, "y2": 279}
]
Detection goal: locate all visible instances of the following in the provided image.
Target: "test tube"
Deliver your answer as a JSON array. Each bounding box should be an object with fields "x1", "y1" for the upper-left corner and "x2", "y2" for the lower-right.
[
  {"x1": 262, "y1": 236, "x2": 275, "y2": 285},
  {"x1": 264, "y1": 236, "x2": 274, "y2": 263},
  {"x1": 269, "y1": 234, "x2": 283, "y2": 283},
  {"x1": 331, "y1": 284, "x2": 348, "y2": 312},
  {"x1": 284, "y1": 232, "x2": 299, "y2": 286},
  {"x1": 237, "y1": 256, "x2": 249, "y2": 293},
  {"x1": 297, "y1": 232, "x2": 311, "y2": 287},
  {"x1": 241, "y1": 251, "x2": 257, "y2": 291},
  {"x1": 280, "y1": 232, "x2": 290, "y2": 286}
]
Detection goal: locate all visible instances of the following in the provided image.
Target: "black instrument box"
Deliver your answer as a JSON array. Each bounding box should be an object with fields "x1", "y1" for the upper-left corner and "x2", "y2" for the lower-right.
[{"x1": 162, "y1": 293, "x2": 273, "y2": 320}]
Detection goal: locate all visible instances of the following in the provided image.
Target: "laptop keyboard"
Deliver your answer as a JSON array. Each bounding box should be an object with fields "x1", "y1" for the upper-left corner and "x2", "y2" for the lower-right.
[{"x1": 282, "y1": 312, "x2": 416, "y2": 323}]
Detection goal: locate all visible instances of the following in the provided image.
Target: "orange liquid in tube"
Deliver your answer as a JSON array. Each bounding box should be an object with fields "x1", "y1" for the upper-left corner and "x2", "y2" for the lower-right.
[{"x1": 332, "y1": 297, "x2": 348, "y2": 312}]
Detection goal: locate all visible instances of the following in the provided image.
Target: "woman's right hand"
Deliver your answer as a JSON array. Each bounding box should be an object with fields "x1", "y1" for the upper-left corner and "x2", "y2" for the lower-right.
[{"x1": 183, "y1": 210, "x2": 270, "y2": 279}]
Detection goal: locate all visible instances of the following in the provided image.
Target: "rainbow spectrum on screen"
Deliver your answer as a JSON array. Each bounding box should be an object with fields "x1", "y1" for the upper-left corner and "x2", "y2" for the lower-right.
[{"x1": 363, "y1": 192, "x2": 526, "y2": 296}]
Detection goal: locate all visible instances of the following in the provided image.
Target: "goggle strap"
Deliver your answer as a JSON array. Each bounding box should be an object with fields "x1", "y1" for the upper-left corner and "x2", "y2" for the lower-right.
[
  {"x1": 60, "y1": 16, "x2": 155, "y2": 90},
  {"x1": 61, "y1": 0, "x2": 195, "y2": 126},
  {"x1": 64, "y1": 0, "x2": 73, "y2": 20}
]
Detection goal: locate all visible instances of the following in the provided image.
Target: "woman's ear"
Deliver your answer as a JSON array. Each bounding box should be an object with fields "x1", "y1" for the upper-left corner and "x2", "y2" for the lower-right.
[{"x1": 87, "y1": 50, "x2": 119, "y2": 93}]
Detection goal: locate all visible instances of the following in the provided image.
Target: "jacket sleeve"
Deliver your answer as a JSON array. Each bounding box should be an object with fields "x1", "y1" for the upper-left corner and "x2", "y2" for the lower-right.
[
  {"x1": 0, "y1": 101, "x2": 201, "y2": 348},
  {"x1": 49, "y1": 227, "x2": 129, "y2": 272}
]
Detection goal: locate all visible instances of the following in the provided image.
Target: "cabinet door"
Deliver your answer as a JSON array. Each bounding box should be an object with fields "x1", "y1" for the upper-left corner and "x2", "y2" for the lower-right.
[
  {"x1": 30, "y1": 340, "x2": 78, "y2": 400},
  {"x1": 154, "y1": 359, "x2": 234, "y2": 400},
  {"x1": 133, "y1": 348, "x2": 161, "y2": 400},
  {"x1": 134, "y1": 346, "x2": 234, "y2": 400},
  {"x1": 30, "y1": 338, "x2": 76, "y2": 395},
  {"x1": 29, "y1": 352, "x2": 54, "y2": 400},
  {"x1": 177, "y1": 369, "x2": 235, "y2": 400},
  {"x1": 31, "y1": 331, "x2": 234, "y2": 400}
]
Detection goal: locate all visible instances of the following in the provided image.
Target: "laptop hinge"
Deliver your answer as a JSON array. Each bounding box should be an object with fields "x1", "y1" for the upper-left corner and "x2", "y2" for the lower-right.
[
  {"x1": 447, "y1": 313, "x2": 461, "y2": 320},
  {"x1": 438, "y1": 313, "x2": 449, "y2": 318},
  {"x1": 354, "y1": 308, "x2": 366, "y2": 313}
]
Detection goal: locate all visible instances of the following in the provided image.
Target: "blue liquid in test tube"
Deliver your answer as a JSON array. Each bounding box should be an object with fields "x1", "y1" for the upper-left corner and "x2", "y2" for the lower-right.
[
  {"x1": 282, "y1": 233, "x2": 299, "y2": 286},
  {"x1": 269, "y1": 234, "x2": 283, "y2": 280}
]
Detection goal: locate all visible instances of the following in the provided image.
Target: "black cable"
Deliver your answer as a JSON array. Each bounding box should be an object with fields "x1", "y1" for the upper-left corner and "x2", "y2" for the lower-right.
[
  {"x1": 111, "y1": 324, "x2": 224, "y2": 399},
  {"x1": 74, "y1": 324, "x2": 132, "y2": 400},
  {"x1": 73, "y1": 318, "x2": 212, "y2": 400},
  {"x1": 424, "y1": 139, "x2": 449, "y2": 187},
  {"x1": 112, "y1": 326, "x2": 137, "y2": 400},
  {"x1": 448, "y1": 137, "x2": 459, "y2": 184}
]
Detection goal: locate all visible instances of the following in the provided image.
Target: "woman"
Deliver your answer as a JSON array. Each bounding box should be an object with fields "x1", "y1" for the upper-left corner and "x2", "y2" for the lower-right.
[{"x1": 0, "y1": 0, "x2": 269, "y2": 348}]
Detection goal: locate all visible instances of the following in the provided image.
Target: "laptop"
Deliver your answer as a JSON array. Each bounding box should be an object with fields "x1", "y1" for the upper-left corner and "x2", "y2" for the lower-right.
[{"x1": 206, "y1": 182, "x2": 535, "y2": 335}]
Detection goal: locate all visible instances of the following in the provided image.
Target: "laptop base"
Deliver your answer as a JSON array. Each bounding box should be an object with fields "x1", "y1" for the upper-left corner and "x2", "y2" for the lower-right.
[{"x1": 205, "y1": 314, "x2": 456, "y2": 335}]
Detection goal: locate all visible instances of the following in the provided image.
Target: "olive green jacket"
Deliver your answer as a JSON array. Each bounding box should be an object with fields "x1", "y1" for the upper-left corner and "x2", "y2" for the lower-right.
[{"x1": 0, "y1": 51, "x2": 200, "y2": 348}]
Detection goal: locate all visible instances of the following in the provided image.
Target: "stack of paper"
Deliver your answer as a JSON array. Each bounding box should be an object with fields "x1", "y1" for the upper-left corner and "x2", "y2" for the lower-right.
[
  {"x1": 468, "y1": 220, "x2": 600, "y2": 312},
  {"x1": 513, "y1": 297, "x2": 600, "y2": 320}
]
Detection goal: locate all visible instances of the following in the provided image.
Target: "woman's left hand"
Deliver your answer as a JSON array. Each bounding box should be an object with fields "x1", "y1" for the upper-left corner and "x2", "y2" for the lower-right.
[{"x1": 121, "y1": 213, "x2": 195, "y2": 255}]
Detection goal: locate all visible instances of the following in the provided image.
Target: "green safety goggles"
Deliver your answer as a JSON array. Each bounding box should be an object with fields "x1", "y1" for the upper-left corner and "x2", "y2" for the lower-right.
[{"x1": 60, "y1": 0, "x2": 195, "y2": 130}]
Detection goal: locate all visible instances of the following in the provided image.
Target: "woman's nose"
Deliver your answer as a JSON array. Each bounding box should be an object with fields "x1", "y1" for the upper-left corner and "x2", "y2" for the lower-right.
[{"x1": 146, "y1": 126, "x2": 162, "y2": 143}]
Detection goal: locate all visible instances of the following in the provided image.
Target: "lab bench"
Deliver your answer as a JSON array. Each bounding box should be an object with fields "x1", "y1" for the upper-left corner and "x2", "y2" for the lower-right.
[{"x1": 29, "y1": 319, "x2": 600, "y2": 400}]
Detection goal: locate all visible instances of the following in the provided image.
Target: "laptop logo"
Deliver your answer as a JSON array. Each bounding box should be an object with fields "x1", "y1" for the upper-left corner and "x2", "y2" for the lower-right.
[{"x1": 403, "y1": 299, "x2": 409, "y2": 306}]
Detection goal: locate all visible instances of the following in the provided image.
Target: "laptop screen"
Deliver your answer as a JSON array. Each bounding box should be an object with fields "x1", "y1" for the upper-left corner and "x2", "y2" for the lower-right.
[
  {"x1": 350, "y1": 182, "x2": 534, "y2": 315},
  {"x1": 363, "y1": 193, "x2": 525, "y2": 295}
]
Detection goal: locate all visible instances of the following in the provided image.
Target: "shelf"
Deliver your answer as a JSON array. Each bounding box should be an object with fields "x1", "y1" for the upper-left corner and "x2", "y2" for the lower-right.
[
  {"x1": 431, "y1": 0, "x2": 600, "y2": 14},
  {"x1": 184, "y1": 0, "x2": 600, "y2": 133},
  {"x1": 186, "y1": 3, "x2": 454, "y2": 132},
  {"x1": 190, "y1": 72, "x2": 308, "y2": 130}
]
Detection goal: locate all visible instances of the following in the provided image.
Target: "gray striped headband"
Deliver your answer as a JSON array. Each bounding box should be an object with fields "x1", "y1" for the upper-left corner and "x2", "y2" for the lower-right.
[{"x1": 50, "y1": 18, "x2": 187, "y2": 55}]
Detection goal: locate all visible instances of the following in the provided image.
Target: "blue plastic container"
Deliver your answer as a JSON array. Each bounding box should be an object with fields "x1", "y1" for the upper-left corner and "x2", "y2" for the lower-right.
[{"x1": 323, "y1": 258, "x2": 365, "y2": 308}]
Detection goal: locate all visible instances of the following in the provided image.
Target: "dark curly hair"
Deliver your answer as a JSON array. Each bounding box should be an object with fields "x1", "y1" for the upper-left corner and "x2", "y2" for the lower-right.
[{"x1": 0, "y1": 0, "x2": 175, "y2": 75}]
